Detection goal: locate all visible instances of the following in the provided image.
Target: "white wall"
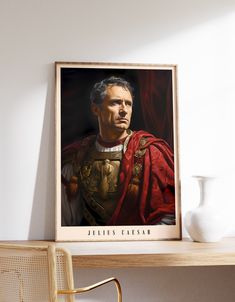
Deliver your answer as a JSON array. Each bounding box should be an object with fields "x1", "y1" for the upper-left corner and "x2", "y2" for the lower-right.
[{"x1": 1, "y1": 0, "x2": 235, "y2": 301}]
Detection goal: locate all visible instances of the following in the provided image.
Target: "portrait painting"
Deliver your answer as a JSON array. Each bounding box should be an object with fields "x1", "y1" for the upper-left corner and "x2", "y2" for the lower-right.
[{"x1": 55, "y1": 62, "x2": 181, "y2": 241}]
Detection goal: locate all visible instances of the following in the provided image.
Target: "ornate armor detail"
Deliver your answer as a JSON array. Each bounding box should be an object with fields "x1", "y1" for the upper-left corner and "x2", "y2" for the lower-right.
[
  {"x1": 132, "y1": 136, "x2": 148, "y2": 180},
  {"x1": 79, "y1": 144, "x2": 123, "y2": 225},
  {"x1": 134, "y1": 137, "x2": 148, "y2": 158}
]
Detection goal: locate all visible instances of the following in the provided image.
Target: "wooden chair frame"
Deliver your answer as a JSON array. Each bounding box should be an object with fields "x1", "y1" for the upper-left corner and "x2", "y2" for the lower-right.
[{"x1": 0, "y1": 243, "x2": 122, "y2": 302}]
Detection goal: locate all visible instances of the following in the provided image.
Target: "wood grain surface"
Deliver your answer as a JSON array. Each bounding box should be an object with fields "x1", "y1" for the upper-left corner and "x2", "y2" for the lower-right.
[{"x1": 3, "y1": 238, "x2": 235, "y2": 268}]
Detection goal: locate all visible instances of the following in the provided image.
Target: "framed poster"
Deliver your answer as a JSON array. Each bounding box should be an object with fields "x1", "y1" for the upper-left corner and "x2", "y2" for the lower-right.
[{"x1": 55, "y1": 62, "x2": 181, "y2": 241}]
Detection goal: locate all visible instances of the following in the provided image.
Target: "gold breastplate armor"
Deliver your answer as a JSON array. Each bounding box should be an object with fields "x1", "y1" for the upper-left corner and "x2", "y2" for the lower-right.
[{"x1": 79, "y1": 144, "x2": 122, "y2": 225}]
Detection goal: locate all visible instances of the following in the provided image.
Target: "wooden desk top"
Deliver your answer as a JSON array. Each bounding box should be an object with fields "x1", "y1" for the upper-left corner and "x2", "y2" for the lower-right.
[
  {"x1": 62, "y1": 237, "x2": 235, "y2": 268},
  {"x1": 4, "y1": 238, "x2": 235, "y2": 268}
]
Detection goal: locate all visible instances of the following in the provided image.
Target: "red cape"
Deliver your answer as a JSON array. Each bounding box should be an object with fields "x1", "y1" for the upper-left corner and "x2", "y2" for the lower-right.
[{"x1": 109, "y1": 130, "x2": 175, "y2": 225}]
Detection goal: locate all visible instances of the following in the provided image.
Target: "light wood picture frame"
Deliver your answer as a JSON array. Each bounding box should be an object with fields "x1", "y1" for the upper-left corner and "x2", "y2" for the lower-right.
[{"x1": 55, "y1": 62, "x2": 181, "y2": 241}]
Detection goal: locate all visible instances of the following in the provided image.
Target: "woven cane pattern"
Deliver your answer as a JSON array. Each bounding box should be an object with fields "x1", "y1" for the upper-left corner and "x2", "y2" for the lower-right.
[
  {"x1": 0, "y1": 244, "x2": 120, "y2": 302},
  {"x1": 0, "y1": 248, "x2": 50, "y2": 302},
  {"x1": 0, "y1": 245, "x2": 74, "y2": 302},
  {"x1": 56, "y1": 250, "x2": 67, "y2": 291}
]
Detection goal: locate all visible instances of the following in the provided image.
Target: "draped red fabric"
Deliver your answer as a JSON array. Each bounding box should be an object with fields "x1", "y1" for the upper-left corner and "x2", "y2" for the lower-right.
[
  {"x1": 109, "y1": 131, "x2": 175, "y2": 225},
  {"x1": 137, "y1": 70, "x2": 174, "y2": 149}
]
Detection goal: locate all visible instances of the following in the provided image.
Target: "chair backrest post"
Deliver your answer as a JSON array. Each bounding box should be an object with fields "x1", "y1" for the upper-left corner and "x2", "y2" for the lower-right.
[
  {"x1": 47, "y1": 244, "x2": 58, "y2": 302},
  {"x1": 57, "y1": 247, "x2": 75, "y2": 302}
]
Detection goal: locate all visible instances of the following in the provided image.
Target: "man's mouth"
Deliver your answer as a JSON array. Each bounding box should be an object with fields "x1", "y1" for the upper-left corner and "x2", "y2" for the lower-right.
[{"x1": 117, "y1": 118, "x2": 128, "y2": 122}]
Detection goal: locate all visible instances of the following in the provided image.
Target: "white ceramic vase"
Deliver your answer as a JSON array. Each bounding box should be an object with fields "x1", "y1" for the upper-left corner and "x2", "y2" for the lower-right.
[{"x1": 185, "y1": 176, "x2": 226, "y2": 242}]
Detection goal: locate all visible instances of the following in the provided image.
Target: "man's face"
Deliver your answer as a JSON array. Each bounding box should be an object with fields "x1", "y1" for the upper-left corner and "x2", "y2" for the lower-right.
[{"x1": 93, "y1": 85, "x2": 133, "y2": 138}]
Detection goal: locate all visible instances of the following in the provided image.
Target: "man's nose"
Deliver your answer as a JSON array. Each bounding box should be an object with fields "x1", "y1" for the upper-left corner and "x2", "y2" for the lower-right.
[{"x1": 119, "y1": 101, "x2": 127, "y2": 112}]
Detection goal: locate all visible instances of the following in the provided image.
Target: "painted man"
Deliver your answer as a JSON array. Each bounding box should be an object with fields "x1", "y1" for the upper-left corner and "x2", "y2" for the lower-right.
[{"x1": 61, "y1": 76, "x2": 175, "y2": 226}]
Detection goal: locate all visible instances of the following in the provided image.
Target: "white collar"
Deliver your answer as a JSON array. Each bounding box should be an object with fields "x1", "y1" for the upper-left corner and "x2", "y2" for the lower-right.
[{"x1": 95, "y1": 130, "x2": 133, "y2": 153}]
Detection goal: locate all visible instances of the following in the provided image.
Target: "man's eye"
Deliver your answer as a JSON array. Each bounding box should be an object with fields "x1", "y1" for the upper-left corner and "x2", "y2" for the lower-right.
[{"x1": 111, "y1": 100, "x2": 120, "y2": 105}]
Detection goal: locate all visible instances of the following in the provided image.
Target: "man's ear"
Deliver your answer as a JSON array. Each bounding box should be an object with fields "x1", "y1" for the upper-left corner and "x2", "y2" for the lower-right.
[{"x1": 91, "y1": 103, "x2": 100, "y2": 117}]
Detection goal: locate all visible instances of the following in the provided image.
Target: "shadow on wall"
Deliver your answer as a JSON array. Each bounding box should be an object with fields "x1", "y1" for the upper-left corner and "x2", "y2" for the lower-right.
[
  {"x1": 63, "y1": 0, "x2": 235, "y2": 58},
  {"x1": 28, "y1": 64, "x2": 55, "y2": 240}
]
